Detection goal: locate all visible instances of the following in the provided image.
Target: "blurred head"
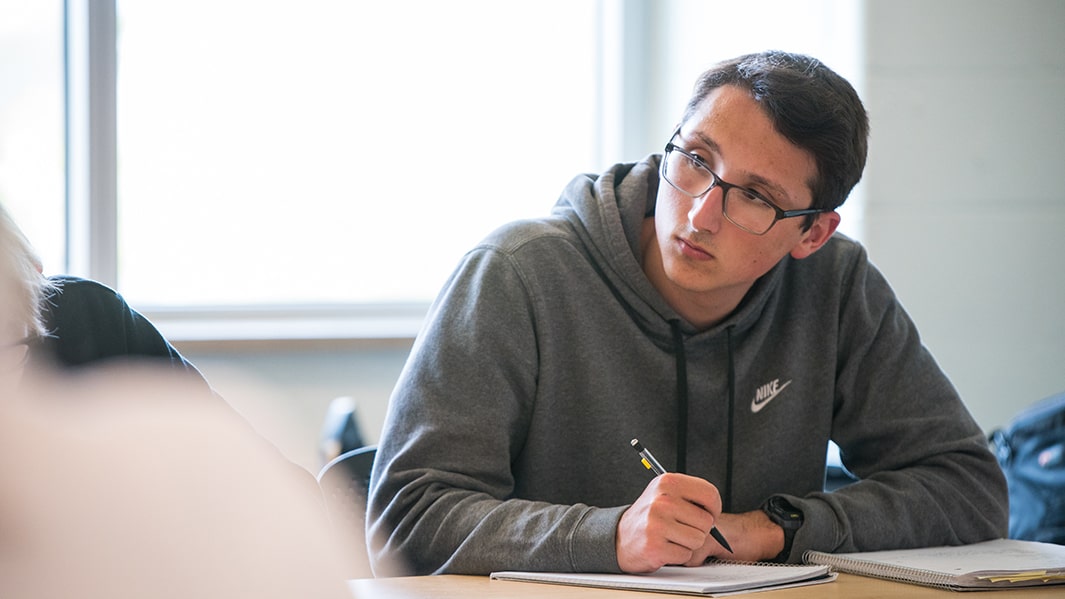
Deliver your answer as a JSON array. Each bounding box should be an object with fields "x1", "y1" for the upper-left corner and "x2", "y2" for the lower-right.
[
  {"x1": 679, "y1": 50, "x2": 869, "y2": 219},
  {"x1": 1, "y1": 204, "x2": 53, "y2": 386},
  {"x1": 0, "y1": 203, "x2": 52, "y2": 342},
  {"x1": 0, "y1": 366, "x2": 353, "y2": 598}
]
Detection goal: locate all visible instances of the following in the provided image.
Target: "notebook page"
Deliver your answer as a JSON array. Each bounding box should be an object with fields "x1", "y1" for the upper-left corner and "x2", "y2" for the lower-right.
[
  {"x1": 492, "y1": 562, "x2": 831, "y2": 595},
  {"x1": 808, "y1": 539, "x2": 1065, "y2": 576}
]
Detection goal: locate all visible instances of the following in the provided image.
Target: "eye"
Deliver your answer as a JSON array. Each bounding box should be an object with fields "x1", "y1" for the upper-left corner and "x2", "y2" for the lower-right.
[
  {"x1": 671, "y1": 150, "x2": 705, "y2": 174},
  {"x1": 686, "y1": 151, "x2": 710, "y2": 168},
  {"x1": 733, "y1": 188, "x2": 774, "y2": 210},
  {"x1": 681, "y1": 153, "x2": 703, "y2": 169}
]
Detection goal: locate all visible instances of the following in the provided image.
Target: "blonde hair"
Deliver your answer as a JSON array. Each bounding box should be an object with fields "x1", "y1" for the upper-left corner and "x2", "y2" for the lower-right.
[{"x1": 1, "y1": 203, "x2": 54, "y2": 339}]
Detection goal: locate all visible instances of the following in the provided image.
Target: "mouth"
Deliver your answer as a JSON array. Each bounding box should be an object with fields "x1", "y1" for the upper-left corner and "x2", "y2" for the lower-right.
[{"x1": 677, "y1": 236, "x2": 714, "y2": 261}]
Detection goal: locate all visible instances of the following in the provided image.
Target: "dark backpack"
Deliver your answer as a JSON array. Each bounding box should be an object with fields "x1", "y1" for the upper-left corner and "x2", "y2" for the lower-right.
[{"x1": 989, "y1": 392, "x2": 1065, "y2": 544}]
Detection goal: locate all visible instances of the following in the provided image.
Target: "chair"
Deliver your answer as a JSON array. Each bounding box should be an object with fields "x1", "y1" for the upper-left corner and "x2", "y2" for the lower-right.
[
  {"x1": 317, "y1": 445, "x2": 377, "y2": 578},
  {"x1": 318, "y1": 396, "x2": 367, "y2": 467},
  {"x1": 824, "y1": 440, "x2": 858, "y2": 492}
]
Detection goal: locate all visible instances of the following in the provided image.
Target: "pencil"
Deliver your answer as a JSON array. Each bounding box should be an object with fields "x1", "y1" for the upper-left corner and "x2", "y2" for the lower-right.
[{"x1": 630, "y1": 438, "x2": 734, "y2": 554}]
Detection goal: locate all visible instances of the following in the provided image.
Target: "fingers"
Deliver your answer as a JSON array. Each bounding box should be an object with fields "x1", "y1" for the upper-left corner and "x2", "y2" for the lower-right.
[
  {"x1": 654, "y1": 473, "x2": 723, "y2": 520},
  {"x1": 644, "y1": 488, "x2": 716, "y2": 548},
  {"x1": 681, "y1": 530, "x2": 728, "y2": 567},
  {"x1": 616, "y1": 473, "x2": 723, "y2": 573}
]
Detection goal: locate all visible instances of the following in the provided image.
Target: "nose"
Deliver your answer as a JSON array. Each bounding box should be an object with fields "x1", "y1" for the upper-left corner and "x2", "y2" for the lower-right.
[{"x1": 687, "y1": 185, "x2": 725, "y2": 233}]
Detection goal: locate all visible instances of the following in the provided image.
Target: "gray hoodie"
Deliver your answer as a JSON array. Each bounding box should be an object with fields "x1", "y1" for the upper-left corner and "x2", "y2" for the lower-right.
[{"x1": 367, "y1": 156, "x2": 1008, "y2": 576}]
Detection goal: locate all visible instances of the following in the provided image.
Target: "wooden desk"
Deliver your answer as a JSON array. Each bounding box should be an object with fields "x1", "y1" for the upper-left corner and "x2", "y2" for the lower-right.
[{"x1": 350, "y1": 573, "x2": 1062, "y2": 598}]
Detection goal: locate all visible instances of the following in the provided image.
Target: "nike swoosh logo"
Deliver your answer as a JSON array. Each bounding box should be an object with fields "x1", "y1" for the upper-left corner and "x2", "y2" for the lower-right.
[{"x1": 751, "y1": 380, "x2": 792, "y2": 413}]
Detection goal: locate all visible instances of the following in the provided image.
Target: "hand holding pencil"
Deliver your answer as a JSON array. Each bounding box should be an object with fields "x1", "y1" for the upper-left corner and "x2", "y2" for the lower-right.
[
  {"x1": 631, "y1": 439, "x2": 733, "y2": 554},
  {"x1": 614, "y1": 438, "x2": 731, "y2": 573}
]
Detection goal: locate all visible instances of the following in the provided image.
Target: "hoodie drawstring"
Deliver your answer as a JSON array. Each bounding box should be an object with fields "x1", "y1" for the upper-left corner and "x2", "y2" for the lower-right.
[
  {"x1": 668, "y1": 320, "x2": 736, "y2": 512},
  {"x1": 669, "y1": 320, "x2": 689, "y2": 474},
  {"x1": 724, "y1": 325, "x2": 735, "y2": 513}
]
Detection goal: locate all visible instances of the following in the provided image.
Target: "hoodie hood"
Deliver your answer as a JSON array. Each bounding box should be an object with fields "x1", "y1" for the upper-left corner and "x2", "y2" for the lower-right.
[{"x1": 550, "y1": 155, "x2": 787, "y2": 346}]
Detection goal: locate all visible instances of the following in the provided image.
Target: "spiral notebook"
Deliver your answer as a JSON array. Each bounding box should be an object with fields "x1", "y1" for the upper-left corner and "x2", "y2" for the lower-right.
[
  {"x1": 802, "y1": 538, "x2": 1065, "y2": 591},
  {"x1": 490, "y1": 561, "x2": 835, "y2": 596}
]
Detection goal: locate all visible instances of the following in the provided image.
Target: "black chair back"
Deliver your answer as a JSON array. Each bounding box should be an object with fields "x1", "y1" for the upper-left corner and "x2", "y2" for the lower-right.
[{"x1": 317, "y1": 445, "x2": 376, "y2": 578}]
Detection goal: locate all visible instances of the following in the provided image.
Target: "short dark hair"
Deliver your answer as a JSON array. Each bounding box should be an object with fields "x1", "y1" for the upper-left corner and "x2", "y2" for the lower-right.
[{"x1": 681, "y1": 51, "x2": 869, "y2": 220}]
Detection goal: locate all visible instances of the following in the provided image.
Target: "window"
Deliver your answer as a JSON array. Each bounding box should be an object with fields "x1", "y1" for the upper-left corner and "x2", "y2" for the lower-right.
[{"x1": 116, "y1": 0, "x2": 602, "y2": 307}]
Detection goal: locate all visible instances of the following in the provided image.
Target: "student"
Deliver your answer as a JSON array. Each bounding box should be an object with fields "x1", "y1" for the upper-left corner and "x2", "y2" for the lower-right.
[
  {"x1": 367, "y1": 51, "x2": 1008, "y2": 575},
  {"x1": 0, "y1": 203, "x2": 205, "y2": 384}
]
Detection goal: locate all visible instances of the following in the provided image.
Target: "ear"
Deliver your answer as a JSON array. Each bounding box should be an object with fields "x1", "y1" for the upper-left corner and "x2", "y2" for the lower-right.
[{"x1": 790, "y1": 211, "x2": 840, "y2": 259}]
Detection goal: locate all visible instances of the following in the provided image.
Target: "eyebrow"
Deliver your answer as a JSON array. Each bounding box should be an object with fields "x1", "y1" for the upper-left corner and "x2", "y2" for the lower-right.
[{"x1": 687, "y1": 130, "x2": 794, "y2": 205}]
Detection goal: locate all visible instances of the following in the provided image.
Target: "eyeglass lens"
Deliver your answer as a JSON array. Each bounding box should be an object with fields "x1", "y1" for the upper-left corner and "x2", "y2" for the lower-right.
[{"x1": 663, "y1": 149, "x2": 779, "y2": 234}]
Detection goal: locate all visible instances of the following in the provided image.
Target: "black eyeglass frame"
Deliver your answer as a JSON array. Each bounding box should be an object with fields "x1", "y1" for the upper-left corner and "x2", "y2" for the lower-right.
[{"x1": 661, "y1": 131, "x2": 828, "y2": 235}]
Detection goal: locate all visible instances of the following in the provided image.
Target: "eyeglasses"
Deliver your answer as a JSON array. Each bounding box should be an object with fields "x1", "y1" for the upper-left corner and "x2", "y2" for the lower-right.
[{"x1": 660, "y1": 131, "x2": 827, "y2": 235}]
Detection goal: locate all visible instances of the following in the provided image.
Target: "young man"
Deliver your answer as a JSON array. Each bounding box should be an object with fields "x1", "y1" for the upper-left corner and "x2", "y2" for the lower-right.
[{"x1": 367, "y1": 51, "x2": 1008, "y2": 575}]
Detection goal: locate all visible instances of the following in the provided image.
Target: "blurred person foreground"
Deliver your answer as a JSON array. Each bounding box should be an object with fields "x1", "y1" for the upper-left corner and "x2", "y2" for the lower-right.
[{"x1": 0, "y1": 364, "x2": 355, "y2": 598}]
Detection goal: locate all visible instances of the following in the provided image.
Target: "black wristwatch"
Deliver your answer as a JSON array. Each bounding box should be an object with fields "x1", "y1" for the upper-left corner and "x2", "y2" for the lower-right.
[{"x1": 762, "y1": 496, "x2": 804, "y2": 563}]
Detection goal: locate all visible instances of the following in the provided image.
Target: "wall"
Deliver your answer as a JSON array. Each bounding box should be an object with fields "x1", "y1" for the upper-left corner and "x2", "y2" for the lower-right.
[
  {"x1": 182, "y1": 0, "x2": 1064, "y2": 473},
  {"x1": 180, "y1": 341, "x2": 411, "y2": 472},
  {"x1": 861, "y1": 0, "x2": 1065, "y2": 430}
]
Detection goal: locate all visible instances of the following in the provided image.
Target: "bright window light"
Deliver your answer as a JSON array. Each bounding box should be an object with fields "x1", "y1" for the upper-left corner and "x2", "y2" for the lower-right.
[{"x1": 116, "y1": 0, "x2": 601, "y2": 307}]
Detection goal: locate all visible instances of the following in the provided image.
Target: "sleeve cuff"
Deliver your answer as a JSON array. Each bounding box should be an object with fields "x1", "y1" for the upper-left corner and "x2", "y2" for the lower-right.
[
  {"x1": 566, "y1": 505, "x2": 628, "y2": 573},
  {"x1": 781, "y1": 495, "x2": 844, "y2": 563}
]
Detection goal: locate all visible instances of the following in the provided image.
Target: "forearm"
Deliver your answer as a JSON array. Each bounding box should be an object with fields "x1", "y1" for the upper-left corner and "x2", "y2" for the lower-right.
[
  {"x1": 369, "y1": 478, "x2": 625, "y2": 575},
  {"x1": 786, "y1": 437, "x2": 1008, "y2": 559}
]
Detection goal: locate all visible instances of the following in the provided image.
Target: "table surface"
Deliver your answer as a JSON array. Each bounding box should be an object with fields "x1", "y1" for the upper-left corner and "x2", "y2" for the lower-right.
[{"x1": 349, "y1": 573, "x2": 1064, "y2": 598}]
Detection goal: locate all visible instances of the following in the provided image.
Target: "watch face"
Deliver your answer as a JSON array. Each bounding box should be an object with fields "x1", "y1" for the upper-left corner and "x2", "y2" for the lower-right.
[{"x1": 767, "y1": 497, "x2": 804, "y2": 528}]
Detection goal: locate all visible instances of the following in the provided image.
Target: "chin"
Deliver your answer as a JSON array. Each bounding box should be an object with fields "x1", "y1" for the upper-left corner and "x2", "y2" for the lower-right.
[{"x1": 665, "y1": 265, "x2": 719, "y2": 295}]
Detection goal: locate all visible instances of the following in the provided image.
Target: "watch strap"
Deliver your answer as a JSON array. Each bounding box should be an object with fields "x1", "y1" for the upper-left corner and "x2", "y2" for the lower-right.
[{"x1": 762, "y1": 496, "x2": 803, "y2": 563}]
